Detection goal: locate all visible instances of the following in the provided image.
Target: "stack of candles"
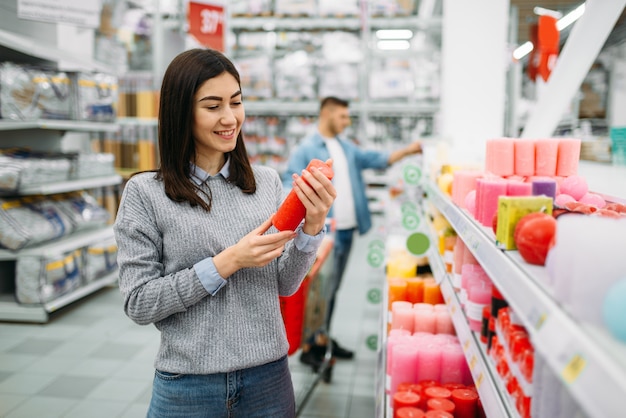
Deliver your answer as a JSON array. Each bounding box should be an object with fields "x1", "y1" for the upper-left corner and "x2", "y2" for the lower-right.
[
  {"x1": 392, "y1": 380, "x2": 482, "y2": 418},
  {"x1": 448, "y1": 136, "x2": 591, "y2": 228},
  {"x1": 387, "y1": 331, "x2": 473, "y2": 397},
  {"x1": 391, "y1": 302, "x2": 455, "y2": 335}
]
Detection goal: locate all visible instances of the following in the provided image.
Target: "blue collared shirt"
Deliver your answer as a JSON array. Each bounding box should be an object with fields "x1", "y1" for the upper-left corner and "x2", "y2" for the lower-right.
[
  {"x1": 190, "y1": 159, "x2": 324, "y2": 295},
  {"x1": 283, "y1": 131, "x2": 391, "y2": 235}
]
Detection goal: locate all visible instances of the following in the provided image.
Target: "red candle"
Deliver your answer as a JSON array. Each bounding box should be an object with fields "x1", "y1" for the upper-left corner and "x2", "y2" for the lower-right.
[
  {"x1": 424, "y1": 410, "x2": 453, "y2": 418},
  {"x1": 396, "y1": 407, "x2": 426, "y2": 418},
  {"x1": 394, "y1": 391, "x2": 421, "y2": 411},
  {"x1": 424, "y1": 386, "x2": 452, "y2": 401},
  {"x1": 427, "y1": 397, "x2": 456, "y2": 414},
  {"x1": 451, "y1": 388, "x2": 478, "y2": 418},
  {"x1": 273, "y1": 159, "x2": 334, "y2": 231}
]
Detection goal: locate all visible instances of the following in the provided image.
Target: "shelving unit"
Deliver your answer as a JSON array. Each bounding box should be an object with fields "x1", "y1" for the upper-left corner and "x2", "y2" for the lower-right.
[
  {"x1": 425, "y1": 180, "x2": 626, "y2": 418},
  {"x1": 0, "y1": 9, "x2": 122, "y2": 323}
]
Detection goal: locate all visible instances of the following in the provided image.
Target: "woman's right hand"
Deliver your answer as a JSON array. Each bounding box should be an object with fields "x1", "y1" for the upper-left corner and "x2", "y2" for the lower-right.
[{"x1": 212, "y1": 217, "x2": 296, "y2": 278}]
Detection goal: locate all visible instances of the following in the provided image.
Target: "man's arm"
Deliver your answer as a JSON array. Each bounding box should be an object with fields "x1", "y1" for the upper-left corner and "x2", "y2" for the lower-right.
[{"x1": 388, "y1": 140, "x2": 423, "y2": 165}]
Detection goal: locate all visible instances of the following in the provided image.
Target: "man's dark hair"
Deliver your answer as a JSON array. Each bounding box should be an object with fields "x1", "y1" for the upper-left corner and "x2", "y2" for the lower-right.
[{"x1": 320, "y1": 96, "x2": 349, "y2": 110}]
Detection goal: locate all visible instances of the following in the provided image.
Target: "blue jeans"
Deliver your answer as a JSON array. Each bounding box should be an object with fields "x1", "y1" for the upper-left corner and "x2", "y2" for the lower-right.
[
  {"x1": 325, "y1": 228, "x2": 355, "y2": 330},
  {"x1": 147, "y1": 356, "x2": 295, "y2": 418}
]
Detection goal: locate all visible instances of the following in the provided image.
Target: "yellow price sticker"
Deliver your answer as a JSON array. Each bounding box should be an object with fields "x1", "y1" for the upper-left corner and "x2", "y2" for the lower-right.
[
  {"x1": 469, "y1": 355, "x2": 477, "y2": 371},
  {"x1": 562, "y1": 354, "x2": 587, "y2": 384},
  {"x1": 450, "y1": 304, "x2": 457, "y2": 315},
  {"x1": 475, "y1": 372, "x2": 484, "y2": 389},
  {"x1": 535, "y1": 313, "x2": 548, "y2": 331},
  {"x1": 463, "y1": 339, "x2": 471, "y2": 351}
]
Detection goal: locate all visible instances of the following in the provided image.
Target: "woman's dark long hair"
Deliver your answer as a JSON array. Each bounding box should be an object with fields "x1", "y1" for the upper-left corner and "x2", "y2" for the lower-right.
[{"x1": 156, "y1": 48, "x2": 256, "y2": 211}]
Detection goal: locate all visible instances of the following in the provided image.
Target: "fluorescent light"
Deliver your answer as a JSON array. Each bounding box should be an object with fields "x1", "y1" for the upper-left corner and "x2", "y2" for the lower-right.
[
  {"x1": 377, "y1": 40, "x2": 411, "y2": 50},
  {"x1": 513, "y1": 41, "x2": 534, "y2": 60},
  {"x1": 556, "y1": 3, "x2": 586, "y2": 30},
  {"x1": 375, "y1": 29, "x2": 413, "y2": 40},
  {"x1": 513, "y1": 2, "x2": 585, "y2": 60}
]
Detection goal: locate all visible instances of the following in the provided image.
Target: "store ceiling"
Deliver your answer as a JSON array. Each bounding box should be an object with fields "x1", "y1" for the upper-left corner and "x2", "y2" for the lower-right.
[{"x1": 509, "y1": 0, "x2": 626, "y2": 48}]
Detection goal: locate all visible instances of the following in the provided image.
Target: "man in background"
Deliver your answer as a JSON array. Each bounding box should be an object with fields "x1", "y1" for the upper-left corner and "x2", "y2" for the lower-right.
[{"x1": 284, "y1": 97, "x2": 423, "y2": 367}]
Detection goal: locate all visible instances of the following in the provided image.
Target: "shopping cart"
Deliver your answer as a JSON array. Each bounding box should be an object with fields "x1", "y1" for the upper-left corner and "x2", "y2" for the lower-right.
[{"x1": 280, "y1": 235, "x2": 335, "y2": 415}]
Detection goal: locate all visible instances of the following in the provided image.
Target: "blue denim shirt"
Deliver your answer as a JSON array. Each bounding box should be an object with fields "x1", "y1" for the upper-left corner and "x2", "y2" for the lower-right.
[{"x1": 283, "y1": 131, "x2": 391, "y2": 235}]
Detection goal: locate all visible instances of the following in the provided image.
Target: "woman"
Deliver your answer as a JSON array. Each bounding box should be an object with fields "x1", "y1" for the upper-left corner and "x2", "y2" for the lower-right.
[{"x1": 114, "y1": 48, "x2": 336, "y2": 417}]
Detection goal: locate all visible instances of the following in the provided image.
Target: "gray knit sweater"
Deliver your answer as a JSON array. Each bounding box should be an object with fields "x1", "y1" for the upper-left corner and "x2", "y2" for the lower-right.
[{"x1": 113, "y1": 166, "x2": 319, "y2": 374}]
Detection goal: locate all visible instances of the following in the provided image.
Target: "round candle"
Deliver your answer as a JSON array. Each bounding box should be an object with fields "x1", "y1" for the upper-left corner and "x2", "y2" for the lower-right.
[
  {"x1": 396, "y1": 407, "x2": 426, "y2": 418},
  {"x1": 439, "y1": 344, "x2": 466, "y2": 384},
  {"x1": 388, "y1": 278, "x2": 408, "y2": 310},
  {"x1": 475, "y1": 178, "x2": 508, "y2": 226},
  {"x1": 416, "y1": 345, "x2": 442, "y2": 383},
  {"x1": 451, "y1": 388, "x2": 478, "y2": 418},
  {"x1": 413, "y1": 303, "x2": 434, "y2": 311},
  {"x1": 452, "y1": 170, "x2": 483, "y2": 207},
  {"x1": 423, "y1": 279, "x2": 444, "y2": 305},
  {"x1": 556, "y1": 138, "x2": 581, "y2": 176},
  {"x1": 534, "y1": 138, "x2": 559, "y2": 176},
  {"x1": 392, "y1": 302, "x2": 415, "y2": 333},
  {"x1": 394, "y1": 391, "x2": 421, "y2": 410},
  {"x1": 435, "y1": 311, "x2": 455, "y2": 335},
  {"x1": 424, "y1": 411, "x2": 453, "y2": 418},
  {"x1": 467, "y1": 282, "x2": 492, "y2": 332},
  {"x1": 424, "y1": 386, "x2": 452, "y2": 401},
  {"x1": 507, "y1": 180, "x2": 532, "y2": 196},
  {"x1": 273, "y1": 159, "x2": 334, "y2": 230},
  {"x1": 387, "y1": 334, "x2": 412, "y2": 383},
  {"x1": 427, "y1": 398, "x2": 456, "y2": 414},
  {"x1": 391, "y1": 344, "x2": 419, "y2": 394},
  {"x1": 413, "y1": 309, "x2": 436, "y2": 334},
  {"x1": 485, "y1": 138, "x2": 515, "y2": 176},
  {"x1": 514, "y1": 138, "x2": 535, "y2": 176},
  {"x1": 406, "y1": 277, "x2": 425, "y2": 304}
]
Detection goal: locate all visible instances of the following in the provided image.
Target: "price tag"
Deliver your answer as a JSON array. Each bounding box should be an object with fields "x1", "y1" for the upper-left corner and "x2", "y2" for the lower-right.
[
  {"x1": 561, "y1": 353, "x2": 587, "y2": 384},
  {"x1": 469, "y1": 355, "x2": 477, "y2": 371},
  {"x1": 527, "y1": 306, "x2": 548, "y2": 331},
  {"x1": 463, "y1": 339, "x2": 471, "y2": 352},
  {"x1": 475, "y1": 372, "x2": 484, "y2": 389},
  {"x1": 450, "y1": 304, "x2": 457, "y2": 315}
]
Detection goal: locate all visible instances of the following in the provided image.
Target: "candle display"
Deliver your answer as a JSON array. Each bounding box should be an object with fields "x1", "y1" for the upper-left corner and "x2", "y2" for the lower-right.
[{"x1": 273, "y1": 159, "x2": 334, "y2": 231}]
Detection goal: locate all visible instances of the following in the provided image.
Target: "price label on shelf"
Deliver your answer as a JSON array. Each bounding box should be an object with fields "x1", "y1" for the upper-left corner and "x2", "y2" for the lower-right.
[
  {"x1": 561, "y1": 353, "x2": 587, "y2": 384},
  {"x1": 475, "y1": 372, "x2": 484, "y2": 389},
  {"x1": 463, "y1": 339, "x2": 471, "y2": 352},
  {"x1": 469, "y1": 355, "x2": 477, "y2": 371}
]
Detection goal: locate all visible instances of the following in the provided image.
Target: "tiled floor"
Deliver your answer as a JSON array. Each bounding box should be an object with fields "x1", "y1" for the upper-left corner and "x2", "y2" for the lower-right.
[{"x1": 0, "y1": 221, "x2": 384, "y2": 418}]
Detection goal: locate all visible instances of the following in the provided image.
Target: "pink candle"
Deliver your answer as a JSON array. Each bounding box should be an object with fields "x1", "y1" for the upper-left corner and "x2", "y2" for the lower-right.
[
  {"x1": 514, "y1": 139, "x2": 536, "y2": 176},
  {"x1": 414, "y1": 303, "x2": 434, "y2": 311},
  {"x1": 387, "y1": 334, "x2": 412, "y2": 389},
  {"x1": 440, "y1": 343, "x2": 467, "y2": 384},
  {"x1": 466, "y1": 282, "x2": 492, "y2": 332},
  {"x1": 485, "y1": 138, "x2": 515, "y2": 176},
  {"x1": 414, "y1": 309, "x2": 436, "y2": 334},
  {"x1": 451, "y1": 170, "x2": 483, "y2": 208},
  {"x1": 435, "y1": 311, "x2": 455, "y2": 335},
  {"x1": 393, "y1": 301, "x2": 415, "y2": 333},
  {"x1": 391, "y1": 344, "x2": 419, "y2": 394},
  {"x1": 416, "y1": 343, "x2": 442, "y2": 383},
  {"x1": 507, "y1": 181, "x2": 532, "y2": 196},
  {"x1": 556, "y1": 138, "x2": 581, "y2": 176},
  {"x1": 475, "y1": 178, "x2": 508, "y2": 226},
  {"x1": 534, "y1": 138, "x2": 559, "y2": 176}
]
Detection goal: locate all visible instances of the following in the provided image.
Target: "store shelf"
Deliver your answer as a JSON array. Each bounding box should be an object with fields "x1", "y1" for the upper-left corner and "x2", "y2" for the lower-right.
[
  {"x1": 243, "y1": 99, "x2": 439, "y2": 116},
  {"x1": 0, "y1": 226, "x2": 114, "y2": 261},
  {"x1": 230, "y1": 15, "x2": 442, "y2": 32},
  {"x1": 11, "y1": 175, "x2": 122, "y2": 195},
  {"x1": 427, "y1": 240, "x2": 517, "y2": 417},
  {"x1": 0, "y1": 119, "x2": 120, "y2": 132},
  {"x1": 0, "y1": 27, "x2": 114, "y2": 73},
  {"x1": 0, "y1": 271, "x2": 118, "y2": 323},
  {"x1": 425, "y1": 180, "x2": 626, "y2": 418}
]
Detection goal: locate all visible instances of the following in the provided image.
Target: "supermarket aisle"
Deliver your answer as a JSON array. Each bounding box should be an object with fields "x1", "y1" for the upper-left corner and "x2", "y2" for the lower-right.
[{"x1": 0, "y1": 221, "x2": 383, "y2": 418}]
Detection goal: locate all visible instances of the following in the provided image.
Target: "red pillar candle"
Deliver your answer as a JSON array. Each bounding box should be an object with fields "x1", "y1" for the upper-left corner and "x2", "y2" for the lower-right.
[
  {"x1": 424, "y1": 386, "x2": 452, "y2": 402},
  {"x1": 396, "y1": 407, "x2": 425, "y2": 418},
  {"x1": 451, "y1": 388, "x2": 478, "y2": 418},
  {"x1": 406, "y1": 277, "x2": 425, "y2": 303},
  {"x1": 394, "y1": 391, "x2": 421, "y2": 412},
  {"x1": 424, "y1": 411, "x2": 453, "y2": 418},
  {"x1": 273, "y1": 159, "x2": 334, "y2": 231},
  {"x1": 427, "y1": 398, "x2": 456, "y2": 414}
]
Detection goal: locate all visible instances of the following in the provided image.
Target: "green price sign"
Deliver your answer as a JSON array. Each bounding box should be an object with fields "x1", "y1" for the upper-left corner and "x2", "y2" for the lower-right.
[
  {"x1": 403, "y1": 165, "x2": 422, "y2": 185},
  {"x1": 406, "y1": 232, "x2": 430, "y2": 256},
  {"x1": 366, "y1": 334, "x2": 378, "y2": 351},
  {"x1": 367, "y1": 249, "x2": 385, "y2": 268},
  {"x1": 402, "y1": 213, "x2": 420, "y2": 230},
  {"x1": 367, "y1": 288, "x2": 382, "y2": 304}
]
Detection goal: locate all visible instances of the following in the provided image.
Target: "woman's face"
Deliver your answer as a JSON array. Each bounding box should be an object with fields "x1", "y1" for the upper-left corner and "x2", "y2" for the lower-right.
[{"x1": 192, "y1": 72, "x2": 245, "y2": 167}]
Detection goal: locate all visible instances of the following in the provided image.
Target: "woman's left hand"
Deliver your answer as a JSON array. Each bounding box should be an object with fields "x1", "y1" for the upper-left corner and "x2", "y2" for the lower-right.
[{"x1": 291, "y1": 159, "x2": 336, "y2": 236}]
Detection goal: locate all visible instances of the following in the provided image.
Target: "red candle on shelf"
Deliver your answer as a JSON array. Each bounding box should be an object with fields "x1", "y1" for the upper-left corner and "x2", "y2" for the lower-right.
[
  {"x1": 427, "y1": 397, "x2": 456, "y2": 414},
  {"x1": 451, "y1": 388, "x2": 478, "y2": 418},
  {"x1": 273, "y1": 159, "x2": 334, "y2": 231},
  {"x1": 424, "y1": 410, "x2": 453, "y2": 418},
  {"x1": 394, "y1": 391, "x2": 421, "y2": 412},
  {"x1": 396, "y1": 407, "x2": 426, "y2": 418},
  {"x1": 424, "y1": 386, "x2": 452, "y2": 401}
]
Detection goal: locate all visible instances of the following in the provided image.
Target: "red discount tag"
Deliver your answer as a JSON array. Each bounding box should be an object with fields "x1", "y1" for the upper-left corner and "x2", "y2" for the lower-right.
[{"x1": 188, "y1": 1, "x2": 225, "y2": 51}]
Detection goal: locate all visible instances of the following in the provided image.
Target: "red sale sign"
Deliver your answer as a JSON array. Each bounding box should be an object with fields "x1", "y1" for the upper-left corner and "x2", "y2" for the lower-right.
[{"x1": 188, "y1": 1, "x2": 225, "y2": 51}]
